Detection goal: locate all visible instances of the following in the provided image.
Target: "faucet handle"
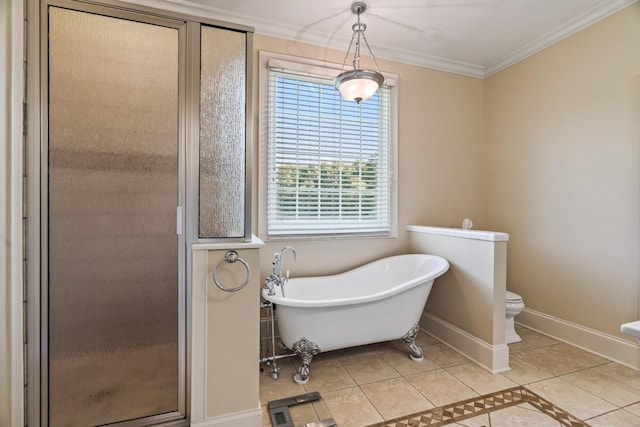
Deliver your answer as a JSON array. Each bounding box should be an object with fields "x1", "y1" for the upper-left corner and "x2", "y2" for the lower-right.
[
  {"x1": 264, "y1": 275, "x2": 276, "y2": 295},
  {"x1": 272, "y1": 252, "x2": 281, "y2": 274}
]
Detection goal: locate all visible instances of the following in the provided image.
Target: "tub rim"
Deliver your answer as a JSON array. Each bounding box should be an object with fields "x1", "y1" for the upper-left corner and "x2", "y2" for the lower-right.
[{"x1": 261, "y1": 253, "x2": 449, "y2": 308}]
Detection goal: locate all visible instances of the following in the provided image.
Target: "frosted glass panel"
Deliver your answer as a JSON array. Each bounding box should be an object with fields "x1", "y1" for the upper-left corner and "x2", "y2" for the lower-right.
[
  {"x1": 47, "y1": 7, "x2": 179, "y2": 426},
  {"x1": 199, "y1": 26, "x2": 246, "y2": 238}
]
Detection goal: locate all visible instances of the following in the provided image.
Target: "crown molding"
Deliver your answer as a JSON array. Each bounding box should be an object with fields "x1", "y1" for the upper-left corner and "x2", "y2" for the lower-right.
[
  {"x1": 123, "y1": 0, "x2": 637, "y2": 79},
  {"x1": 129, "y1": 0, "x2": 488, "y2": 78},
  {"x1": 484, "y1": 0, "x2": 638, "y2": 77},
  {"x1": 372, "y1": 45, "x2": 486, "y2": 79}
]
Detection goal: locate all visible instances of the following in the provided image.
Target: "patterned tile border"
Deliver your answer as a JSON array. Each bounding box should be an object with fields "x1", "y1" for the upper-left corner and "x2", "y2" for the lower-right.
[{"x1": 366, "y1": 385, "x2": 591, "y2": 427}]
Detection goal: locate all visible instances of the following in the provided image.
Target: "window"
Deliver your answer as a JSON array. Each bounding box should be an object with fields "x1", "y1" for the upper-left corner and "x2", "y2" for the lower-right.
[{"x1": 260, "y1": 53, "x2": 397, "y2": 239}]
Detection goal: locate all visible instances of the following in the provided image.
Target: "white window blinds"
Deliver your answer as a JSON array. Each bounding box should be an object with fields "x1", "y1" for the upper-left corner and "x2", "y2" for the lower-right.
[{"x1": 265, "y1": 63, "x2": 394, "y2": 238}]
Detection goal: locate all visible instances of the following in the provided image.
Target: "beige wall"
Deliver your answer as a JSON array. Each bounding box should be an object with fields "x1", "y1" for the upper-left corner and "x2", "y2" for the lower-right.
[
  {"x1": 204, "y1": 248, "x2": 261, "y2": 418},
  {"x1": 190, "y1": 244, "x2": 263, "y2": 425},
  {"x1": 251, "y1": 34, "x2": 486, "y2": 278},
  {"x1": 485, "y1": 3, "x2": 640, "y2": 340}
]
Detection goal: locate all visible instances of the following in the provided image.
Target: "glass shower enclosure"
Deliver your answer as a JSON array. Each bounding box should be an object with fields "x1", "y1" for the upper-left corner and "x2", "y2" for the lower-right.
[{"x1": 31, "y1": 1, "x2": 252, "y2": 425}]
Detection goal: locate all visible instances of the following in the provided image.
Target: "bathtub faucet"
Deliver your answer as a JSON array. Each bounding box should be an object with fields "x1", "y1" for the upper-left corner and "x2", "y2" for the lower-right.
[
  {"x1": 278, "y1": 246, "x2": 296, "y2": 297},
  {"x1": 264, "y1": 273, "x2": 278, "y2": 296},
  {"x1": 276, "y1": 246, "x2": 297, "y2": 277},
  {"x1": 264, "y1": 247, "x2": 297, "y2": 297}
]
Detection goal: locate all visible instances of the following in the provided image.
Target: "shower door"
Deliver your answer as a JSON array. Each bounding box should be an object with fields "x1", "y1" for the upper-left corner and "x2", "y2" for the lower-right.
[{"x1": 44, "y1": 4, "x2": 184, "y2": 426}]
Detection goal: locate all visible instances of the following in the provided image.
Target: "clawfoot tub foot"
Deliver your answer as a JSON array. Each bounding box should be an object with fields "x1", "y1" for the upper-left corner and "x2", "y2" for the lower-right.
[
  {"x1": 292, "y1": 337, "x2": 321, "y2": 384},
  {"x1": 402, "y1": 323, "x2": 424, "y2": 362}
]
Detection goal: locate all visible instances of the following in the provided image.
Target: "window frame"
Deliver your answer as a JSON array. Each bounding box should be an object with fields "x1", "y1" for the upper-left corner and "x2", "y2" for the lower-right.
[{"x1": 258, "y1": 51, "x2": 398, "y2": 241}]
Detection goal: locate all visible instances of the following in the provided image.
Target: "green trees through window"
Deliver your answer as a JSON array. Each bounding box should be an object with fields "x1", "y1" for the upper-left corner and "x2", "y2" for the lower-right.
[
  {"x1": 264, "y1": 62, "x2": 395, "y2": 237},
  {"x1": 276, "y1": 159, "x2": 378, "y2": 218}
]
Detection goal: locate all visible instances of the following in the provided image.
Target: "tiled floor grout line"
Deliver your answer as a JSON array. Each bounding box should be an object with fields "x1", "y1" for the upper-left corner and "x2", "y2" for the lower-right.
[
  {"x1": 341, "y1": 354, "x2": 429, "y2": 422},
  {"x1": 520, "y1": 359, "x2": 640, "y2": 411},
  {"x1": 260, "y1": 326, "x2": 640, "y2": 426},
  {"x1": 339, "y1": 346, "x2": 471, "y2": 422},
  {"x1": 584, "y1": 406, "x2": 627, "y2": 423},
  {"x1": 360, "y1": 387, "x2": 394, "y2": 424},
  {"x1": 365, "y1": 350, "x2": 487, "y2": 422}
]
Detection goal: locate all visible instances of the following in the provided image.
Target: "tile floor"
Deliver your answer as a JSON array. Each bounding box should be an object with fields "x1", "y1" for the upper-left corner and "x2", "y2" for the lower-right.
[{"x1": 259, "y1": 326, "x2": 640, "y2": 426}]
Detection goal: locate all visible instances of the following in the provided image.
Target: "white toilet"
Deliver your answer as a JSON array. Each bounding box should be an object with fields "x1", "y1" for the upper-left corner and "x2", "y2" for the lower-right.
[{"x1": 505, "y1": 291, "x2": 525, "y2": 344}]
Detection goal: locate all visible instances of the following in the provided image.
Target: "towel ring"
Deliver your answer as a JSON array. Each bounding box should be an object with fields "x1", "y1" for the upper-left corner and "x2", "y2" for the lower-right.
[{"x1": 213, "y1": 250, "x2": 251, "y2": 292}]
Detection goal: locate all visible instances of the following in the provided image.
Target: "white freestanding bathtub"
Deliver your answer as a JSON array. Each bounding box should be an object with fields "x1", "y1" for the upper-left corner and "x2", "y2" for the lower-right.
[{"x1": 262, "y1": 254, "x2": 449, "y2": 384}]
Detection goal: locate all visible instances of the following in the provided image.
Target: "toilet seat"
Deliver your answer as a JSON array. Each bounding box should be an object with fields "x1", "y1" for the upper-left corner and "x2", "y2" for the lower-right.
[{"x1": 506, "y1": 291, "x2": 522, "y2": 303}]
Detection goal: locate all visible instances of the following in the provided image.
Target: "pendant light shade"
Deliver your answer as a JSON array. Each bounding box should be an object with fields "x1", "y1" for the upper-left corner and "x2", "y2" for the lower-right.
[
  {"x1": 335, "y1": 69, "x2": 384, "y2": 103},
  {"x1": 335, "y1": 2, "x2": 384, "y2": 103}
]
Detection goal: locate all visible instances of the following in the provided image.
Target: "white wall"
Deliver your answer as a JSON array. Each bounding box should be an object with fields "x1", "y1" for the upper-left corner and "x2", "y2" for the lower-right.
[{"x1": 408, "y1": 227, "x2": 509, "y2": 373}]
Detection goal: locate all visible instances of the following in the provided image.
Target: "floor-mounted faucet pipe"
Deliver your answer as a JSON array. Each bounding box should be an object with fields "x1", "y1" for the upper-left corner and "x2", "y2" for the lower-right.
[
  {"x1": 259, "y1": 300, "x2": 285, "y2": 380},
  {"x1": 259, "y1": 352, "x2": 296, "y2": 365},
  {"x1": 269, "y1": 302, "x2": 279, "y2": 379}
]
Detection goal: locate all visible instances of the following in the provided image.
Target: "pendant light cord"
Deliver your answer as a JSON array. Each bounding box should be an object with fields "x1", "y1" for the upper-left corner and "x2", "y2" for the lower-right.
[{"x1": 339, "y1": 5, "x2": 382, "y2": 74}]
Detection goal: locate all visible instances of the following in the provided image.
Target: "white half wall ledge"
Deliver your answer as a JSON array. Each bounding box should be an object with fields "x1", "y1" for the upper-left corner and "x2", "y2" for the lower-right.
[
  {"x1": 190, "y1": 407, "x2": 262, "y2": 427},
  {"x1": 406, "y1": 225, "x2": 509, "y2": 242},
  {"x1": 517, "y1": 308, "x2": 640, "y2": 370},
  {"x1": 420, "y1": 312, "x2": 510, "y2": 374}
]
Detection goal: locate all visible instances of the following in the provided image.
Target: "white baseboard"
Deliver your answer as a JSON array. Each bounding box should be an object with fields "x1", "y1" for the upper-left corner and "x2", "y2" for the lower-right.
[
  {"x1": 190, "y1": 407, "x2": 262, "y2": 427},
  {"x1": 517, "y1": 308, "x2": 640, "y2": 370},
  {"x1": 420, "y1": 312, "x2": 510, "y2": 374}
]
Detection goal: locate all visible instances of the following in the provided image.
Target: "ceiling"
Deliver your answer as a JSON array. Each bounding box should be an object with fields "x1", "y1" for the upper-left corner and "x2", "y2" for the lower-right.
[{"x1": 165, "y1": 0, "x2": 636, "y2": 77}]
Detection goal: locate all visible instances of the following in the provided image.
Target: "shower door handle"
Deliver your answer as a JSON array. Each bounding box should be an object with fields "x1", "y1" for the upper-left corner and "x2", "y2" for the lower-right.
[{"x1": 176, "y1": 206, "x2": 183, "y2": 235}]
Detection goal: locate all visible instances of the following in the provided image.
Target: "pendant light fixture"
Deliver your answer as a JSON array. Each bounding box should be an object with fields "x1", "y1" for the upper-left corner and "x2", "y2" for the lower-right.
[{"x1": 334, "y1": 2, "x2": 384, "y2": 103}]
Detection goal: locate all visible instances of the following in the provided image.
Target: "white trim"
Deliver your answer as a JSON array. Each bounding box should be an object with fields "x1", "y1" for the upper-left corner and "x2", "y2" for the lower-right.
[
  {"x1": 421, "y1": 312, "x2": 510, "y2": 374},
  {"x1": 189, "y1": 250, "x2": 207, "y2": 422},
  {"x1": 517, "y1": 308, "x2": 640, "y2": 370},
  {"x1": 191, "y1": 235, "x2": 265, "y2": 251},
  {"x1": 406, "y1": 225, "x2": 509, "y2": 242},
  {"x1": 374, "y1": 47, "x2": 485, "y2": 79},
  {"x1": 258, "y1": 50, "x2": 399, "y2": 241},
  {"x1": 119, "y1": 0, "x2": 485, "y2": 78},
  {"x1": 8, "y1": 0, "x2": 25, "y2": 425},
  {"x1": 485, "y1": 0, "x2": 637, "y2": 76},
  {"x1": 122, "y1": 0, "x2": 637, "y2": 78},
  {"x1": 189, "y1": 407, "x2": 262, "y2": 427},
  {"x1": 265, "y1": 52, "x2": 398, "y2": 86}
]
